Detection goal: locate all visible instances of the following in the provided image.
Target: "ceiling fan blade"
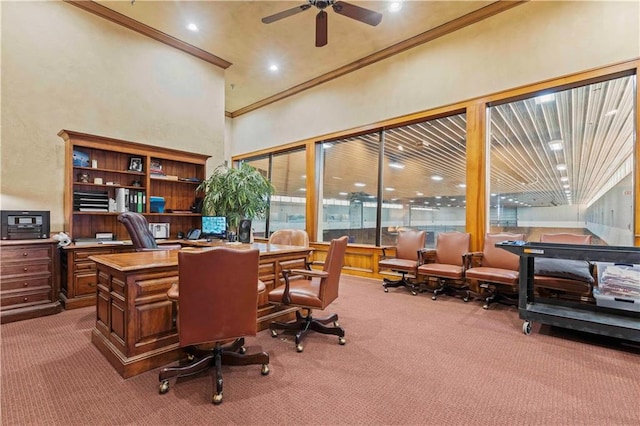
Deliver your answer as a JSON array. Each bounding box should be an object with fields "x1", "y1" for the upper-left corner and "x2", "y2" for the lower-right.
[
  {"x1": 316, "y1": 10, "x2": 328, "y2": 47},
  {"x1": 332, "y1": 1, "x2": 382, "y2": 26},
  {"x1": 262, "y1": 4, "x2": 312, "y2": 24}
]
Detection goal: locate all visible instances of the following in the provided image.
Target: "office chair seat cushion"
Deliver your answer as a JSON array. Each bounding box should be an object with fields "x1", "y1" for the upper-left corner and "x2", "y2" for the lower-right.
[
  {"x1": 534, "y1": 258, "x2": 594, "y2": 283},
  {"x1": 465, "y1": 267, "x2": 519, "y2": 285},
  {"x1": 379, "y1": 258, "x2": 417, "y2": 273},
  {"x1": 418, "y1": 263, "x2": 464, "y2": 279},
  {"x1": 268, "y1": 279, "x2": 323, "y2": 309},
  {"x1": 533, "y1": 275, "x2": 592, "y2": 295}
]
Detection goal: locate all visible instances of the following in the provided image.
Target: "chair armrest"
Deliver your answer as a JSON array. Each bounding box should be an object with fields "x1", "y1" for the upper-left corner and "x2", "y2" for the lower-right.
[
  {"x1": 167, "y1": 283, "x2": 179, "y2": 301},
  {"x1": 380, "y1": 246, "x2": 393, "y2": 259},
  {"x1": 419, "y1": 249, "x2": 437, "y2": 265},
  {"x1": 280, "y1": 269, "x2": 329, "y2": 305},
  {"x1": 463, "y1": 251, "x2": 484, "y2": 270}
]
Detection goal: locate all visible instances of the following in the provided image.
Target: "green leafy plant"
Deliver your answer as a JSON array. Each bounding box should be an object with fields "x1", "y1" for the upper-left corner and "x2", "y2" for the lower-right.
[{"x1": 197, "y1": 162, "x2": 275, "y2": 233}]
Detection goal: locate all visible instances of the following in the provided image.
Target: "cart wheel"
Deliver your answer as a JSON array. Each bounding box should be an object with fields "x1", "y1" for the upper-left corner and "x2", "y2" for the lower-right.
[{"x1": 522, "y1": 321, "x2": 532, "y2": 336}]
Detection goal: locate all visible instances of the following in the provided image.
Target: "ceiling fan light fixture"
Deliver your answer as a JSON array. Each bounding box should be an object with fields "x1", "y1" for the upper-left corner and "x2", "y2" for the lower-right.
[
  {"x1": 187, "y1": 23, "x2": 199, "y2": 32},
  {"x1": 388, "y1": 1, "x2": 403, "y2": 12}
]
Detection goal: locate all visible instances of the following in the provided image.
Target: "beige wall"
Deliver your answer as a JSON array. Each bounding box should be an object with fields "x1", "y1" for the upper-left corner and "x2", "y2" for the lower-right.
[
  {"x1": 0, "y1": 1, "x2": 226, "y2": 232},
  {"x1": 230, "y1": 1, "x2": 640, "y2": 155}
]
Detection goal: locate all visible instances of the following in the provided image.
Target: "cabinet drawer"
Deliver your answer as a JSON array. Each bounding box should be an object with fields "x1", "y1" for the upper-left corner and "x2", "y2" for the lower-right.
[
  {"x1": 75, "y1": 261, "x2": 96, "y2": 272},
  {"x1": 76, "y1": 272, "x2": 98, "y2": 296},
  {"x1": 74, "y1": 249, "x2": 113, "y2": 261},
  {"x1": 1, "y1": 289, "x2": 52, "y2": 308},
  {"x1": 1, "y1": 262, "x2": 50, "y2": 276},
  {"x1": 1, "y1": 247, "x2": 51, "y2": 262},
  {"x1": 1, "y1": 276, "x2": 50, "y2": 291}
]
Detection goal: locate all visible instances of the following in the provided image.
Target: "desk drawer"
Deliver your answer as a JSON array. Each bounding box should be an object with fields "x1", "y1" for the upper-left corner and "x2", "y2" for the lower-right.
[
  {"x1": 1, "y1": 262, "x2": 50, "y2": 276},
  {"x1": 75, "y1": 261, "x2": 96, "y2": 272},
  {"x1": 1, "y1": 247, "x2": 51, "y2": 262},
  {"x1": 74, "y1": 249, "x2": 114, "y2": 261},
  {"x1": 76, "y1": 272, "x2": 98, "y2": 296}
]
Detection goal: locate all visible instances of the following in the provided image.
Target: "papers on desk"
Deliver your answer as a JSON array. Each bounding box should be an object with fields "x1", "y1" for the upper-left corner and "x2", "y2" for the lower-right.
[{"x1": 99, "y1": 240, "x2": 127, "y2": 245}]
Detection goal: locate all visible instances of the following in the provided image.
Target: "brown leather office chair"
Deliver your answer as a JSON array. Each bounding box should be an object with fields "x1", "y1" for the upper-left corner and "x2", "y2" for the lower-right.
[
  {"x1": 269, "y1": 229, "x2": 311, "y2": 269},
  {"x1": 268, "y1": 236, "x2": 348, "y2": 352},
  {"x1": 118, "y1": 212, "x2": 181, "y2": 251},
  {"x1": 417, "y1": 231, "x2": 471, "y2": 301},
  {"x1": 464, "y1": 232, "x2": 525, "y2": 309},
  {"x1": 534, "y1": 233, "x2": 595, "y2": 300},
  {"x1": 158, "y1": 248, "x2": 269, "y2": 405},
  {"x1": 379, "y1": 229, "x2": 426, "y2": 295}
]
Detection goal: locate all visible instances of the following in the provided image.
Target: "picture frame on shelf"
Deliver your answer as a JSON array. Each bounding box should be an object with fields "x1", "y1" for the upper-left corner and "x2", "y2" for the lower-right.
[{"x1": 128, "y1": 157, "x2": 143, "y2": 172}]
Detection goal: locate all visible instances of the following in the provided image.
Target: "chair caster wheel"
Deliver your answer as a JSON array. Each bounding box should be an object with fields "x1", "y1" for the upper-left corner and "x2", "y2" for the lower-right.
[
  {"x1": 411, "y1": 291, "x2": 417, "y2": 296},
  {"x1": 483, "y1": 304, "x2": 489, "y2": 310},
  {"x1": 159, "y1": 380, "x2": 169, "y2": 394},
  {"x1": 334, "y1": 321, "x2": 339, "y2": 327},
  {"x1": 239, "y1": 346, "x2": 246, "y2": 354},
  {"x1": 522, "y1": 321, "x2": 532, "y2": 335},
  {"x1": 338, "y1": 337, "x2": 346, "y2": 345},
  {"x1": 384, "y1": 288, "x2": 388, "y2": 293},
  {"x1": 296, "y1": 343, "x2": 304, "y2": 352},
  {"x1": 463, "y1": 296, "x2": 469, "y2": 302},
  {"x1": 261, "y1": 364, "x2": 270, "y2": 375},
  {"x1": 212, "y1": 392, "x2": 223, "y2": 405},
  {"x1": 432, "y1": 295, "x2": 437, "y2": 300},
  {"x1": 270, "y1": 329, "x2": 278, "y2": 338}
]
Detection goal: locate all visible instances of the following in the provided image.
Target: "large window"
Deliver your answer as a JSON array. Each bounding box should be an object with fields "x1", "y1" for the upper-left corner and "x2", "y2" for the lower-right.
[
  {"x1": 318, "y1": 113, "x2": 467, "y2": 247},
  {"x1": 488, "y1": 74, "x2": 636, "y2": 245},
  {"x1": 242, "y1": 149, "x2": 306, "y2": 238}
]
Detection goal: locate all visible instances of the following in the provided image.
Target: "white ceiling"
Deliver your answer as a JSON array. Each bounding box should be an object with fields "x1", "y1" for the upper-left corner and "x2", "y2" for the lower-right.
[{"x1": 96, "y1": 0, "x2": 496, "y2": 114}]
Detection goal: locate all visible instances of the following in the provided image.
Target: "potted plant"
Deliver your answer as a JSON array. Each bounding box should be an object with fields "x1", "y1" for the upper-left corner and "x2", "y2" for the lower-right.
[{"x1": 197, "y1": 162, "x2": 275, "y2": 235}]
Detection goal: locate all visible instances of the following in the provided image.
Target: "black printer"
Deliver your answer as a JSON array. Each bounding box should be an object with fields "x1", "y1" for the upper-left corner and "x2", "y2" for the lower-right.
[{"x1": 1, "y1": 210, "x2": 50, "y2": 240}]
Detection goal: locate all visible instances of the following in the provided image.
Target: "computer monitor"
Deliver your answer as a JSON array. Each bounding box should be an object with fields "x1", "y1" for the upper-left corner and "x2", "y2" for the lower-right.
[{"x1": 201, "y1": 216, "x2": 227, "y2": 239}]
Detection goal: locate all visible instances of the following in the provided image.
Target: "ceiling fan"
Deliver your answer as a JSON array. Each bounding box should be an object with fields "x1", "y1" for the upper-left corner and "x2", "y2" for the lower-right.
[{"x1": 261, "y1": 1, "x2": 383, "y2": 47}]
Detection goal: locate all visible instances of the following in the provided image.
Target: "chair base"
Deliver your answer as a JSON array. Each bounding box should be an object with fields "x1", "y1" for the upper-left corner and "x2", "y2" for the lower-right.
[
  {"x1": 479, "y1": 283, "x2": 518, "y2": 310},
  {"x1": 382, "y1": 275, "x2": 419, "y2": 295},
  {"x1": 270, "y1": 309, "x2": 345, "y2": 352},
  {"x1": 158, "y1": 338, "x2": 269, "y2": 404},
  {"x1": 432, "y1": 279, "x2": 471, "y2": 302}
]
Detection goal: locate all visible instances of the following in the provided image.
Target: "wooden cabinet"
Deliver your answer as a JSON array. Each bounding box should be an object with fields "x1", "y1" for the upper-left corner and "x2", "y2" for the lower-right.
[
  {"x1": 59, "y1": 130, "x2": 210, "y2": 309},
  {"x1": 0, "y1": 240, "x2": 61, "y2": 323}
]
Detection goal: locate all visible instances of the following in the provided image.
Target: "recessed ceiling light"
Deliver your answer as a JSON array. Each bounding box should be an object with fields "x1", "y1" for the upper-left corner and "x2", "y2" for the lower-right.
[
  {"x1": 491, "y1": 193, "x2": 497, "y2": 197},
  {"x1": 389, "y1": 162, "x2": 405, "y2": 169},
  {"x1": 339, "y1": 192, "x2": 348, "y2": 196},
  {"x1": 435, "y1": 196, "x2": 442, "y2": 199},
  {"x1": 385, "y1": 187, "x2": 395, "y2": 191},
  {"x1": 548, "y1": 140, "x2": 563, "y2": 151},
  {"x1": 397, "y1": 145, "x2": 404, "y2": 151},
  {"x1": 563, "y1": 184, "x2": 570, "y2": 189},
  {"x1": 535, "y1": 93, "x2": 555, "y2": 104},
  {"x1": 187, "y1": 23, "x2": 199, "y2": 32},
  {"x1": 416, "y1": 192, "x2": 424, "y2": 196},
  {"x1": 431, "y1": 175, "x2": 443, "y2": 181},
  {"x1": 450, "y1": 198, "x2": 456, "y2": 201},
  {"x1": 354, "y1": 182, "x2": 366, "y2": 187},
  {"x1": 458, "y1": 183, "x2": 466, "y2": 188},
  {"x1": 269, "y1": 64, "x2": 279, "y2": 72},
  {"x1": 605, "y1": 109, "x2": 618, "y2": 116},
  {"x1": 323, "y1": 143, "x2": 333, "y2": 149},
  {"x1": 388, "y1": 1, "x2": 403, "y2": 12},
  {"x1": 299, "y1": 188, "x2": 306, "y2": 192},
  {"x1": 556, "y1": 164, "x2": 567, "y2": 171},
  {"x1": 301, "y1": 174, "x2": 306, "y2": 179},
  {"x1": 561, "y1": 177, "x2": 569, "y2": 182}
]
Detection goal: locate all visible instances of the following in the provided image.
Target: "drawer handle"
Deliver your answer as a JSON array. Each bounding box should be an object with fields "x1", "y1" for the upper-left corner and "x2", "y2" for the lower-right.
[
  {"x1": 89, "y1": 283, "x2": 96, "y2": 287},
  {"x1": 24, "y1": 267, "x2": 28, "y2": 271},
  {"x1": 23, "y1": 297, "x2": 28, "y2": 302},
  {"x1": 23, "y1": 282, "x2": 29, "y2": 287},
  {"x1": 23, "y1": 252, "x2": 28, "y2": 257}
]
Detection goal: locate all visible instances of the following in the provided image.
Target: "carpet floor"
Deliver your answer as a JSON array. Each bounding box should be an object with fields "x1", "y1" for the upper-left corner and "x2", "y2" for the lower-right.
[{"x1": 1, "y1": 275, "x2": 639, "y2": 425}]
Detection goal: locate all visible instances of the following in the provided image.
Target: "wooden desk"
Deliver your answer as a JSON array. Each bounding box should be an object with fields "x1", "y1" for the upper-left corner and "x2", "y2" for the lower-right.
[{"x1": 89, "y1": 242, "x2": 311, "y2": 378}]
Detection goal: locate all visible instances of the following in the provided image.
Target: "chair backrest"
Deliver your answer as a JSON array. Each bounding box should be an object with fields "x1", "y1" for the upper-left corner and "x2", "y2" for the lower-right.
[
  {"x1": 177, "y1": 248, "x2": 260, "y2": 347},
  {"x1": 117, "y1": 212, "x2": 158, "y2": 250},
  {"x1": 395, "y1": 229, "x2": 426, "y2": 261},
  {"x1": 435, "y1": 232, "x2": 470, "y2": 266},
  {"x1": 540, "y1": 233, "x2": 592, "y2": 245},
  {"x1": 269, "y1": 229, "x2": 309, "y2": 247},
  {"x1": 482, "y1": 232, "x2": 525, "y2": 271},
  {"x1": 320, "y1": 236, "x2": 348, "y2": 307}
]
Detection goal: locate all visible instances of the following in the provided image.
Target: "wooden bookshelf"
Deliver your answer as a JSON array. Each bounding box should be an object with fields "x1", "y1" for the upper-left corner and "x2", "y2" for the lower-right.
[{"x1": 58, "y1": 130, "x2": 210, "y2": 308}]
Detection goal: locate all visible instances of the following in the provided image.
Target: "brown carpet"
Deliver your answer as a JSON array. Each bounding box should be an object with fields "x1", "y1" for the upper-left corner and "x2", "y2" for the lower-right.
[{"x1": 2, "y1": 275, "x2": 639, "y2": 425}]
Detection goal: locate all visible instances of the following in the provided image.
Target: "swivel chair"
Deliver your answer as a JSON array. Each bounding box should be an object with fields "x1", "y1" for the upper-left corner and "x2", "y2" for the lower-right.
[
  {"x1": 158, "y1": 248, "x2": 270, "y2": 405},
  {"x1": 117, "y1": 212, "x2": 180, "y2": 251},
  {"x1": 417, "y1": 231, "x2": 471, "y2": 301},
  {"x1": 268, "y1": 236, "x2": 348, "y2": 352},
  {"x1": 269, "y1": 229, "x2": 311, "y2": 269},
  {"x1": 464, "y1": 232, "x2": 525, "y2": 309},
  {"x1": 379, "y1": 229, "x2": 426, "y2": 295}
]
